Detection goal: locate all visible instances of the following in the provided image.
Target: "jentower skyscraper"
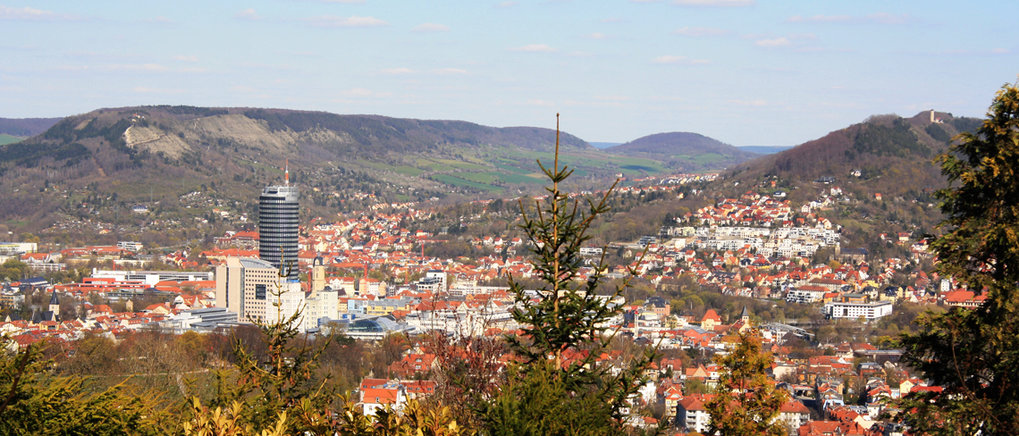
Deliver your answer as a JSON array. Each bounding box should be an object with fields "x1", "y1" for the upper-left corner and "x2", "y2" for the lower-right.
[{"x1": 259, "y1": 162, "x2": 299, "y2": 281}]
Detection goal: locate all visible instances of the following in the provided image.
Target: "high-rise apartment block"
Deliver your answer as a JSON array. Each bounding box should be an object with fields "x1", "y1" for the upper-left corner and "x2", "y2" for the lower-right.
[
  {"x1": 259, "y1": 179, "x2": 299, "y2": 281},
  {"x1": 214, "y1": 257, "x2": 280, "y2": 323}
]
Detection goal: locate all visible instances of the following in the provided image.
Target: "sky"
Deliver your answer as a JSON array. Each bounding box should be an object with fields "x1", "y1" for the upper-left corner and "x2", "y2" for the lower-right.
[{"x1": 1, "y1": 1, "x2": 1017, "y2": 146}]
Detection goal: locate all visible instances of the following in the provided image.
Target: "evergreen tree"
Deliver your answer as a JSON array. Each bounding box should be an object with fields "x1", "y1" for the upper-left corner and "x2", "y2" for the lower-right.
[
  {"x1": 898, "y1": 82, "x2": 1019, "y2": 434},
  {"x1": 705, "y1": 329, "x2": 788, "y2": 436},
  {"x1": 0, "y1": 336, "x2": 168, "y2": 435},
  {"x1": 480, "y1": 115, "x2": 656, "y2": 434}
]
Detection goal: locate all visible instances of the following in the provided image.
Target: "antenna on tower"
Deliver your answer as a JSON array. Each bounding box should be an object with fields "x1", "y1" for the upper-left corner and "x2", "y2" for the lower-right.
[{"x1": 284, "y1": 159, "x2": 290, "y2": 186}]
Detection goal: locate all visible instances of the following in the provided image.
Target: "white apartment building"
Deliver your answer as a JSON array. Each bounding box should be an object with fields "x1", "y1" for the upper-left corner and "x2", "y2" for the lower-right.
[{"x1": 824, "y1": 300, "x2": 894, "y2": 320}]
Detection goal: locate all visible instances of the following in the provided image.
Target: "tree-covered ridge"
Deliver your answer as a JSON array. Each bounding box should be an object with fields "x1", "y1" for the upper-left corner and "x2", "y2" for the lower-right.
[{"x1": 0, "y1": 105, "x2": 708, "y2": 238}]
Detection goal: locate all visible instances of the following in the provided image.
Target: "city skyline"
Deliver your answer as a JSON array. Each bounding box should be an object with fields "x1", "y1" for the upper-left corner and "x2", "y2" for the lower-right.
[{"x1": 1, "y1": 1, "x2": 1017, "y2": 146}]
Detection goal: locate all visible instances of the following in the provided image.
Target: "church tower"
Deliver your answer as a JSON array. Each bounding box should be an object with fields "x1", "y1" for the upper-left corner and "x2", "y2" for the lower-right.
[{"x1": 48, "y1": 290, "x2": 60, "y2": 322}]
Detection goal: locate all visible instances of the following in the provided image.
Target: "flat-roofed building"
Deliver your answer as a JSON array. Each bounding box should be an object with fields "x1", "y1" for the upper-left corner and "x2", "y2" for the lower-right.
[
  {"x1": 824, "y1": 299, "x2": 893, "y2": 320},
  {"x1": 215, "y1": 257, "x2": 280, "y2": 323}
]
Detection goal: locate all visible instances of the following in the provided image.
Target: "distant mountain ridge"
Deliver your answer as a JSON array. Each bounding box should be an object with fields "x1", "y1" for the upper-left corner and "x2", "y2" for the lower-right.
[
  {"x1": 0, "y1": 117, "x2": 61, "y2": 137},
  {"x1": 0, "y1": 105, "x2": 729, "y2": 234},
  {"x1": 606, "y1": 132, "x2": 759, "y2": 171}
]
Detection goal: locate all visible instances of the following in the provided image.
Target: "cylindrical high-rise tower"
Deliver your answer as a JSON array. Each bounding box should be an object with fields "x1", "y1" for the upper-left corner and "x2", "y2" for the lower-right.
[{"x1": 259, "y1": 184, "x2": 299, "y2": 281}]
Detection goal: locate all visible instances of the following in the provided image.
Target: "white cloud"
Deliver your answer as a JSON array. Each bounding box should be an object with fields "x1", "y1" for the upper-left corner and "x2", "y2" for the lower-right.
[
  {"x1": 382, "y1": 67, "x2": 414, "y2": 75},
  {"x1": 787, "y1": 12, "x2": 911, "y2": 25},
  {"x1": 673, "y1": 26, "x2": 730, "y2": 37},
  {"x1": 60, "y1": 63, "x2": 206, "y2": 73},
  {"x1": 306, "y1": 16, "x2": 387, "y2": 28},
  {"x1": 594, "y1": 95, "x2": 631, "y2": 102},
  {"x1": 672, "y1": 0, "x2": 754, "y2": 6},
  {"x1": 344, "y1": 88, "x2": 374, "y2": 97},
  {"x1": 236, "y1": 9, "x2": 259, "y2": 21},
  {"x1": 787, "y1": 14, "x2": 851, "y2": 23},
  {"x1": 413, "y1": 22, "x2": 449, "y2": 32},
  {"x1": 794, "y1": 46, "x2": 854, "y2": 54},
  {"x1": 121, "y1": 63, "x2": 170, "y2": 72},
  {"x1": 727, "y1": 98, "x2": 767, "y2": 106},
  {"x1": 0, "y1": 5, "x2": 77, "y2": 21},
  {"x1": 653, "y1": 55, "x2": 710, "y2": 65},
  {"x1": 937, "y1": 48, "x2": 1012, "y2": 56},
  {"x1": 866, "y1": 12, "x2": 909, "y2": 25},
  {"x1": 755, "y1": 37, "x2": 790, "y2": 47},
  {"x1": 133, "y1": 86, "x2": 185, "y2": 94},
  {"x1": 510, "y1": 44, "x2": 556, "y2": 53}
]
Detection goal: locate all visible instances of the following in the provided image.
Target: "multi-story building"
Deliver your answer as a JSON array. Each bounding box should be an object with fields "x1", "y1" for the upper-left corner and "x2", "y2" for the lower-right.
[
  {"x1": 214, "y1": 257, "x2": 280, "y2": 323},
  {"x1": 824, "y1": 298, "x2": 894, "y2": 320},
  {"x1": 259, "y1": 177, "x2": 299, "y2": 281}
]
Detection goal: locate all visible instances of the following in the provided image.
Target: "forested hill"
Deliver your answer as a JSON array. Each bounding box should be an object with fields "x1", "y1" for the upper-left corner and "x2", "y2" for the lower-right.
[
  {"x1": 717, "y1": 111, "x2": 982, "y2": 249},
  {"x1": 0, "y1": 105, "x2": 727, "y2": 235},
  {"x1": 606, "y1": 132, "x2": 759, "y2": 172}
]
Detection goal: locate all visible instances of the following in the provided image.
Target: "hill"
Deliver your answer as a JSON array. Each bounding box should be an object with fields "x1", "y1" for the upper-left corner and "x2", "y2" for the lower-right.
[
  {"x1": 606, "y1": 132, "x2": 759, "y2": 172},
  {"x1": 0, "y1": 117, "x2": 61, "y2": 137},
  {"x1": 720, "y1": 110, "x2": 981, "y2": 251},
  {"x1": 0, "y1": 106, "x2": 728, "y2": 242}
]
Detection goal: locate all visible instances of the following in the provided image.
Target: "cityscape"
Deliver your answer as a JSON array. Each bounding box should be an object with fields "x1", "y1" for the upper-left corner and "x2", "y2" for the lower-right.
[{"x1": 1, "y1": 1, "x2": 1017, "y2": 435}]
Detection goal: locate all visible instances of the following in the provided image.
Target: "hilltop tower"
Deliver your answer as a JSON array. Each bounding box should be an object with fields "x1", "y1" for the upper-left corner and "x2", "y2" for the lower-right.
[{"x1": 259, "y1": 162, "x2": 299, "y2": 281}]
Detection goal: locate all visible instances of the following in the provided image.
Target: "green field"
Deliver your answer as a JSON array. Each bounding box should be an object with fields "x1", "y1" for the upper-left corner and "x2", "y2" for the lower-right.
[
  {"x1": 431, "y1": 174, "x2": 502, "y2": 192},
  {"x1": 350, "y1": 145, "x2": 674, "y2": 195},
  {"x1": 0, "y1": 134, "x2": 24, "y2": 146},
  {"x1": 498, "y1": 173, "x2": 543, "y2": 185}
]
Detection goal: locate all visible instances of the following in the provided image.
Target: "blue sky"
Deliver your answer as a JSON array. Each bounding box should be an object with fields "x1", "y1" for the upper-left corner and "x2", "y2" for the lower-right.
[{"x1": 1, "y1": 1, "x2": 1016, "y2": 146}]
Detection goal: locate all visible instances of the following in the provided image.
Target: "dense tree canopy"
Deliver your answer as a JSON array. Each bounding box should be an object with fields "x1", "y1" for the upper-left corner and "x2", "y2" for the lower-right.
[
  {"x1": 706, "y1": 330, "x2": 788, "y2": 436},
  {"x1": 898, "y1": 82, "x2": 1019, "y2": 434}
]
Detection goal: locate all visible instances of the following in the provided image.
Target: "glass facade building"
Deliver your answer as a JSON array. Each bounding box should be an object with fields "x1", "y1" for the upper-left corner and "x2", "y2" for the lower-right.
[{"x1": 259, "y1": 184, "x2": 299, "y2": 281}]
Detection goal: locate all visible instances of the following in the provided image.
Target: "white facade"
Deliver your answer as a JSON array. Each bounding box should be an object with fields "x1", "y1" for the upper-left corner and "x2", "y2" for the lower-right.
[
  {"x1": 678, "y1": 404, "x2": 711, "y2": 434},
  {"x1": 95, "y1": 269, "x2": 213, "y2": 286},
  {"x1": 824, "y1": 300, "x2": 894, "y2": 320},
  {"x1": 303, "y1": 289, "x2": 338, "y2": 331},
  {"x1": 786, "y1": 288, "x2": 826, "y2": 304}
]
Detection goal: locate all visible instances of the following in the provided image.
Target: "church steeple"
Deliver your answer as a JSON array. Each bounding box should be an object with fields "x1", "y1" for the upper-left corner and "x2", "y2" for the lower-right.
[
  {"x1": 49, "y1": 290, "x2": 59, "y2": 313},
  {"x1": 48, "y1": 290, "x2": 60, "y2": 322}
]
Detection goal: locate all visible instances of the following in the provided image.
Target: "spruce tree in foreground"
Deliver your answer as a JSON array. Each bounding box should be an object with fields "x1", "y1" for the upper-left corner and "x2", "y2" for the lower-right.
[
  {"x1": 897, "y1": 81, "x2": 1019, "y2": 435},
  {"x1": 480, "y1": 115, "x2": 656, "y2": 435}
]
